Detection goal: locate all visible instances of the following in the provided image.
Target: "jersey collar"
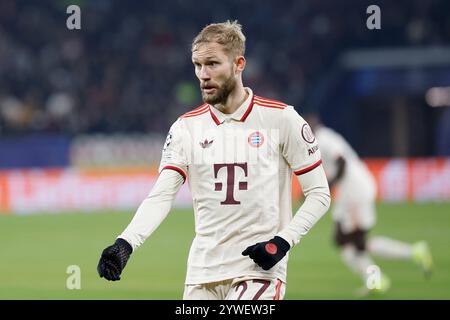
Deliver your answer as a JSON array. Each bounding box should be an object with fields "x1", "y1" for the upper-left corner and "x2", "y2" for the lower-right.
[{"x1": 209, "y1": 88, "x2": 254, "y2": 125}]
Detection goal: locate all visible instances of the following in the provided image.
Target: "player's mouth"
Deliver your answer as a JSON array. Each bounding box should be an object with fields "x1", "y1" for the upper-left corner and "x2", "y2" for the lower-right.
[{"x1": 202, "y1": 85, "x2": 217, "y2": 94}]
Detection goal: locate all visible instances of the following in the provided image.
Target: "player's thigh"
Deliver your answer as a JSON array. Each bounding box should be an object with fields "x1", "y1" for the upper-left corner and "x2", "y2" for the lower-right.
[
  {"x1": 333, "y1": 197, "x2": 376, "y2": 233},
  {"x1": 356, "y1": 200, "x2": 376, "y2": 230},
  {"x1": 226, "y1": 279, "x2": 285, "y2": 300}
]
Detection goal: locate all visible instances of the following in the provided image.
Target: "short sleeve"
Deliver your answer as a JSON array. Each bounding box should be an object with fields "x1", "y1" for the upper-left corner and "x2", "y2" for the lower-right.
[
  {"x1": 280, "y1": 106, "x2": 322, "y2": 176},
  {"x1": 158, "y1": 118, "x2": 188, "y2": 181}
]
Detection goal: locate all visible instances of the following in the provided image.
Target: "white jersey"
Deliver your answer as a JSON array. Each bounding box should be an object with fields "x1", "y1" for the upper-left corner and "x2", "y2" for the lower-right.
[
  {"x1": 160, "y1": 88, "x2": 322, "y2": 284},
  {"x1": 315, "y1": 126, "x2": 377, "y2": 231}
]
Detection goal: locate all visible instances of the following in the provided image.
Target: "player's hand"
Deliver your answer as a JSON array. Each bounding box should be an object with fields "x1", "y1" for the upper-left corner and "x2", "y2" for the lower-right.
[
  {"x1": 242, "y1": 236, "x2": 290, "y2": 270},
  {"x1": 97, "y1": 238, "x2": 133, "y2": 281}
]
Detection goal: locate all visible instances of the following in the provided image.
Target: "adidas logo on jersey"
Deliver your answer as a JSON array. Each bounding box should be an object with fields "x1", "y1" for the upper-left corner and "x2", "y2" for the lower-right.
[{"x1": 200, "y1": 139, "x2": 214, "y2": 148}]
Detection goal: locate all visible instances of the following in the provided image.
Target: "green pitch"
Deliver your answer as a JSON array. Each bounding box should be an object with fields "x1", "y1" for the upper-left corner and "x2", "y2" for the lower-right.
[{"x1": 0, "y1": 202, "x2": 449, "y2": 299}]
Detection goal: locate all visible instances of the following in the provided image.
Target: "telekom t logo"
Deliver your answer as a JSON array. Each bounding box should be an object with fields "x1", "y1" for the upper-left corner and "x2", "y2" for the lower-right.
[{"x1": 214, "y1": 163, "x2": 248, "y2": 205}]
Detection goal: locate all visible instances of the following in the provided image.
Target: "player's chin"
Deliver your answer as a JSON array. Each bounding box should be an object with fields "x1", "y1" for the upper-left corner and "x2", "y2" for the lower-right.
[{"x1": 202, "y1": 93, "x2": 220, "y2": 104}]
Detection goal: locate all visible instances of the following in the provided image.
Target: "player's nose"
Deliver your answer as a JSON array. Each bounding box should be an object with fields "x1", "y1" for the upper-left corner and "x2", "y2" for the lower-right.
[{"x1": 198, "y1": 66, "x2": 211, "y2": 80}]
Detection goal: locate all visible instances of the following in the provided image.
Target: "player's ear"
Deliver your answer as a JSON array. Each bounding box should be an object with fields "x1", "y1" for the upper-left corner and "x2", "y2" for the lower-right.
[{"x1": 234, "y1": 56, "x2": 246, "y2": 74}]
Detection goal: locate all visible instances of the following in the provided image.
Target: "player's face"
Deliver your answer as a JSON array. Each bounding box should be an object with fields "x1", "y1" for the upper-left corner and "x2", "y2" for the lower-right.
[{"x1": 192, "y1": 42, "x2": 238, "y2": 105}]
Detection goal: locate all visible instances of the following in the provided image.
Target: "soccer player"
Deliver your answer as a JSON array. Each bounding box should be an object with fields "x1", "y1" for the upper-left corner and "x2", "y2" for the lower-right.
[
  {"x1": 97, "y1": 21, "x2": 331, "y2": 300},
  {"x1": 307, "y1": 115, "x2": 433, "y2": 295}
]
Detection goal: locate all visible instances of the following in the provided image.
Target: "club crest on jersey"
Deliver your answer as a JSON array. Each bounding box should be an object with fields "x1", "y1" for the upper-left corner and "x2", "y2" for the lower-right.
[
  {"x1": 301, "y1": 123, "x2": 316, "y2": 144},
  {"x1": 248, "y1": 131, "x2": 264, "y2": 148},
  {"x1": 199, "y1": 138, "x2": 214, "y2": 148}
]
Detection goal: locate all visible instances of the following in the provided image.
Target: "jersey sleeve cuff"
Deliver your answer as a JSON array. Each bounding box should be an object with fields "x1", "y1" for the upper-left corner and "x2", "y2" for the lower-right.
[
  {"x1": 293, "y1": 160, "x2": 322, "y2": 176},
  {"x1": 276, "y1": 230, "x2": 300, "y2": 248},
  {"x1": 161, "y1": 165, "x2": 187, "y2": 182}
]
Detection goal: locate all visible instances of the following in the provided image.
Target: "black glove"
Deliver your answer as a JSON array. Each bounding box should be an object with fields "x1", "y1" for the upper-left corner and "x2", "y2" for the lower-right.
[
  {"x1": 97, "y1": 238, "x2": 133, "y2": 281},
  {"x1": 242, "y1": 236, "x2": 291, "y2": 270}
]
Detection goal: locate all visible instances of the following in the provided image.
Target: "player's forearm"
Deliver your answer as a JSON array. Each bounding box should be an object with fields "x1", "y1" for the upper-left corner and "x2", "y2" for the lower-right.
[
  {"x1": 118, "y1": 169, "x2": 184, "y2": 251},
  {"x1": 277, "y1": 165, "x2": 331, "y2": 247}
]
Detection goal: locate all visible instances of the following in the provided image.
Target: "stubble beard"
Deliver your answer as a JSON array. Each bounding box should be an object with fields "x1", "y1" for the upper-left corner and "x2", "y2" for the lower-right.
[{"x1": 202, "y1": 74, "x2": 236, "y2": 105}]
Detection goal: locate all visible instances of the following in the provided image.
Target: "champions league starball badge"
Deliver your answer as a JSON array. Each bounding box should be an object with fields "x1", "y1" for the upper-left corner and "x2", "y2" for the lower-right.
[
  {"x1": 301, "y1": 124, "x2": 315, "y2": 144},
  {"x1": 163, "y1": 132, "x2": 172, "y2": 151}
]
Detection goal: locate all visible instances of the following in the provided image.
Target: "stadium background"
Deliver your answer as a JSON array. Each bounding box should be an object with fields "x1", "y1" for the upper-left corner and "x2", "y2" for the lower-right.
[{"x1": 0, "y1": 0, "x2": 449, "y2": 299}]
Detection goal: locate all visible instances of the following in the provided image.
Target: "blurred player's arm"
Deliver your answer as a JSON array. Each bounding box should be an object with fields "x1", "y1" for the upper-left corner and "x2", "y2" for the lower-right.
[{"x1": 328, "y1": 155, "x2": 346, "y2": 189}]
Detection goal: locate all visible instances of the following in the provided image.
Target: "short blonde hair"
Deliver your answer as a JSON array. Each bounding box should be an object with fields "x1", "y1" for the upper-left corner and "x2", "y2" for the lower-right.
[{"x1": 192, "y1": 20, "x2": 246, "y2": 58}]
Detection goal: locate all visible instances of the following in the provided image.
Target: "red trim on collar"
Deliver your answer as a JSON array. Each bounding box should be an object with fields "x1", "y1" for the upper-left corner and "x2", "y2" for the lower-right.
[
  {"x1": 209, "y1": 94, "x2": 254, "y2": 125},
  {"x1": 209, "y1": 106, "x2": 222, "y2": 125},
  {"x1": 239, "y1": 94, "x2": 254, "y2": 122}
]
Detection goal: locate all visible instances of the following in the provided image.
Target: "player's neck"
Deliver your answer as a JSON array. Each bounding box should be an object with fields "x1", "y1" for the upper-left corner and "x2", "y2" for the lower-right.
[{"x1": 215, "y1": 85, "x2": 248, "y2": 115}]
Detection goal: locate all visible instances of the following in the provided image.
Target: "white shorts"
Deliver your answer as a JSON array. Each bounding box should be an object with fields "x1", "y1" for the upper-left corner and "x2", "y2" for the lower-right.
[
  {"x1": 183, "y1": 277, "x2": 285, "y2": 300},
  {"x1": 332, "y1": 172, "x2": 377, "y2": 233},
  {"x1": 333, "y1": 198, "x2": 376, "y2": 233}
]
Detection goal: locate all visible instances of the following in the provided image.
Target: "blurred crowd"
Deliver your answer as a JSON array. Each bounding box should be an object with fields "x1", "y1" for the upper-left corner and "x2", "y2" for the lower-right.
[{"x1": 0, "y1": 0, "x2": 449, "y2": 135}]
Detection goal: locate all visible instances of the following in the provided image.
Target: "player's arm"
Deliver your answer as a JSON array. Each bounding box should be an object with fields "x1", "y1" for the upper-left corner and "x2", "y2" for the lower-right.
[
  {"x1": 117, "y1": 168, "x2": 185, "y2": 250},
  {"x1": 97, "y1": 119, "x2": 188, "y2": 281},
  {"x1": 328, "y1": 155, "x2": 346, "y2": 189},
  {"x1": 242, "y1": 166, "x2": 330, "y2": 270},
  {"x1": 277, "y1": 108, "x2": 331, "y2": 248},
  {"x1": 97, "y1": 169, "x2": 184, "y2": 281},
  {"x1": 243, "y1": 106, "x2": 330, "y2": 270},
  {"x1": 277, "y1": 163, "x2": 330, "y2": 247}
]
